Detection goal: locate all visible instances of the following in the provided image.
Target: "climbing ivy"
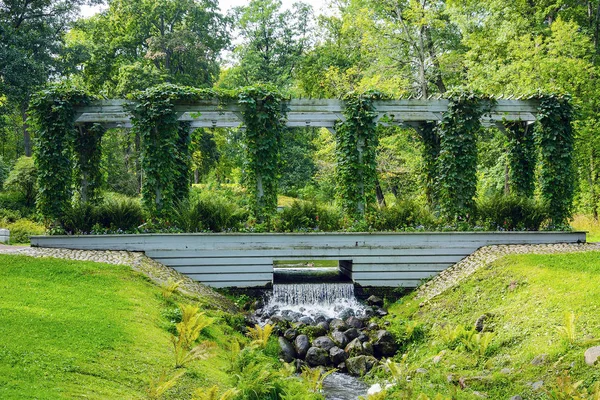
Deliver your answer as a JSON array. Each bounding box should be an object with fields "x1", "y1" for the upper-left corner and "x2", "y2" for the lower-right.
[
  {"x1": 335, "y1": 91, "x2": 382, "y2": 219},
  {"x1": 535, "y1": 94, "x2": 575, "y2": 227},
  {"x1": 238, "y1": 86, "x2": 287, "y2": 223},
  {"x1": 438, "y1": 92, "x2": 490, "y2": 222},
  {"x1": 416, "y1": 122, "x2": 440, "y2": 208},
  {"x1": 74, "y1": 123, "x2": 106, "y2": 204},
  {"x1": 505, "y1": 121, "x2": 536, "y2": 198},
  {"x1": 129, "y1": 84, "x2": 204, "y2": 219},
  {"x1": 173, "y1": 121, "x2": 192, "y2": 202},
  {"x1": 30, "y1": 84, "x2": 92, "y2": 225}
]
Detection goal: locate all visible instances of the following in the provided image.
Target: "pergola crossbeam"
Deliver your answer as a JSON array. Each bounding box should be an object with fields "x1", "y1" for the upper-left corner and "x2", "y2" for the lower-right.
[{"x1": 74, "y1": 98, "x2": 541, "y2": 128}]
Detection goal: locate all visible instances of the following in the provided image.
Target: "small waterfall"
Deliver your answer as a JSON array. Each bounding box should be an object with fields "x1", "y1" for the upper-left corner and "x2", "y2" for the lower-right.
[
  {"x1": 271, "y1": 282, "x2": 355, "y2": 306},
  {"x1": 260, "y1": 271, "x2": 366, "y2": 322}
]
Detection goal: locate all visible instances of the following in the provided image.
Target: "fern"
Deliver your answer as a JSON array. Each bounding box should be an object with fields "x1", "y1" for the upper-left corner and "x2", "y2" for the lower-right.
[
  {"x1": 162, "y1": 278, "x2": 184, "y2": 299},
  {"x1": 247, "y1": 323, "x2": 274, "y2": 348},
  {"x1": 555, "y1": 311, "x2": 578, "y2": 345},
  {"x1": 300, "y1": 366, "x2": 336, "y2": 393},
  {"x1": 171, "y1": 303, "x2": 215, "y2": 367},
  {"x1": 147, "y1": 369, "x2": 186, "y2": 399},
  {"x1": 192, "y1": 385, "x2": 240, "y2": 400},
  {"x1": 383, "y1": 354, "x2": 408, "y2": 384}
]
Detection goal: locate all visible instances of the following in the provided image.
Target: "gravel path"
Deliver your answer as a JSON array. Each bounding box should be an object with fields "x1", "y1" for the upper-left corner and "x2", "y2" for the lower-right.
[
  {"x1": 416, "y1": 242, "x2": 600, "y2": 303},
  {"x1": 0, "y1": 245, "x2": 237, "y2": 312}
]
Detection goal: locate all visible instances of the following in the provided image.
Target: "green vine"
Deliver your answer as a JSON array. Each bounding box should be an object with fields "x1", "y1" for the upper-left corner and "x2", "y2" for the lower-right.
[
  {"x1": 335, "y1": 91, "x2": 383, "y2": 219},
  {"x1": 438, "y1": 92, "x2": 491, "y2": 222},
  {"x1": 416, "y1": 121, "x2": 440, "y2": 208},
  {"x1": 30, "y1": 84, "x2": 92, "y2": 225},
  {"x1": 173, "y1": 121, "x2": 192, "y2": 202},
  {"x1": 535, "y1": 94, "x2": 575, "y2": 227},
  {"x1": 238, "y1": 86, "x2": 287, "y2": 223},
  {"x1": 74, "y1": 123, "x2": 105, "y2": 204},
  {"x1": 505, "y1": 121, "x2": 536, "y2": 198}
]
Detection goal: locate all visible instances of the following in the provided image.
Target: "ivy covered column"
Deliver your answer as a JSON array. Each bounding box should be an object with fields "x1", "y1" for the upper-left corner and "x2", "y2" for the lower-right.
[
  {"x1": 30, "y1": 85, "x2": 91, "y2": 225},
  {"x1": 130, "y1": 84, "x2": 193, "y2": 220},
  {"x1": 238, "y1": 87, "x2": 287, "y2": 223},
  {"x1": 335, "y1": 92, "x2": 381, "y2": 219},
  {"x1": 535, "y1": 95, "x2": 575, "y2": 227},
  {"x1": 438, "y1": 93, "x2": 486, "y2": 222},
  {"x1": 504, "y1": 121, "x2": 536, "y2": 198},
  {"x1": 173, "y1": 122, "x2": 192, "y2": 202}
]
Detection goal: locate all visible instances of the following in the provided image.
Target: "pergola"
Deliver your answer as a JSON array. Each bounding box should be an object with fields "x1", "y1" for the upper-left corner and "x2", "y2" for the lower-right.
[{"x1": 73, "y1": 98, "x2": 539, "y2": 129}]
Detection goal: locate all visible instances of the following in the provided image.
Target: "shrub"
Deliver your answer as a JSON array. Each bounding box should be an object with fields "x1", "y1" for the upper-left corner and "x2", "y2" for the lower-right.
[
  {"x1": 368, "y1": 199, "x2": 435, "y2": 231},
  {"x1": 174, "y1": 194, "x2": 248, "y2": 232},
  {"x1": 273, "y1": 201, "x2": 343, "y2": 232},
  {"x1": 0, "y1": 208, "x2": 22, "y2": 224},
  {"x1": 63, "y1": 202, "x2": 98, "y2": 234},
  {"x1": 6, "y1": 218, "x2": 45, "y2": 243},
  {"x1": 476, "y1": 194, "x2": 547, "y2": 231},
  {"x1": 96, "y1": 194, "x2": 145, "y2": 232},
  {"x1": 5, "y1": 156, "x2": 37, "y2": 207},
  {"x1": 0, "y1": 156, "x2": 8, "y2": 190},
  {"x1": 0, "y1": 191, "x2": 31, "y2": 215}
]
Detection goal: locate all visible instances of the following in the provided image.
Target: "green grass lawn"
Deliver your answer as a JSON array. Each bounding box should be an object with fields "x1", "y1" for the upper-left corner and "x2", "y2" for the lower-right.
[
  {"x1": 0, "y1": 255, "x2": 245, "y2": 399},
  {"x1": 380, "y1": 251, "x2": 600, "y2": 399},
  {"x1": 571, "y1": 214, "x2": 600, "y2": 242}
]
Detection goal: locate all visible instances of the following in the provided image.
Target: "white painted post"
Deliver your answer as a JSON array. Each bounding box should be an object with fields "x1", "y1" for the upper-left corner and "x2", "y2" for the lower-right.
[{"x1": 0, "y1": 229, "x2": 9, "y2": 244}]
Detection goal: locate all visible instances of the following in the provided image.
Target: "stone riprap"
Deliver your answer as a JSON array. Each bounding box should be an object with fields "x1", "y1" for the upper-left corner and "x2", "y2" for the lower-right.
[
  {"x1": 416, "y1": 243, "x2": 600, "y2": 303},
  {"x1": 0, "y1": 245, "x2": 236, "y2": 312}
]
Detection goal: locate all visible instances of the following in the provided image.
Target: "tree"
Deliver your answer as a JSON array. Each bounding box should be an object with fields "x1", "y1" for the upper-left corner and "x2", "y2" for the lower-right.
[
  {"x1": 4, "y1": 156, "x2": 37, "y2": 206},
  {"x1": 0, "y1": 0, "x2": 91, "y2": 156},
  {"x1": 69, "y1": 0, "x2": 230, "y2": 96},
  {"x1": 221, "y1": 0, "x2": 312, "y2": 89}
]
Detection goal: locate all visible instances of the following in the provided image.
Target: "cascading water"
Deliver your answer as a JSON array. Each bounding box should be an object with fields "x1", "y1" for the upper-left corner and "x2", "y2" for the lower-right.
[{"x1": 259, "y1": 268, "x2": 367, "y2": 323}]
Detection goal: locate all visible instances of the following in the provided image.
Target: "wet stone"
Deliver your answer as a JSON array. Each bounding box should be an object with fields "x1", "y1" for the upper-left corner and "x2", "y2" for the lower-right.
[
  {"x1": 344, "y1": 328, "x2": 360, "y2": 341},
  {"x1": 295, "y1": 334, "x2": 310, "y2": 359},
  {"x1": 330, "y1": 319, "x2": 348, "y2": 331},
  {"x1": 330, "y1": 346, "x2": 348, "y2": 365},
  {"x1": 313, "y1": 336, "x2": 336, "y2": 352},
  {"x1": 317, "y1": 321, "x2": 330, "y2": 332},
  {"x1": 367, "y1": 295, "x2": 384, "y2": 307},
  {"x1": 284, "y1": 328, "x2": 298, "y2": 341},
  {"x1": 306, "y1": 346, "x2": 329, "y2": 367},
  {"x1": 345, "y1": 355, "x2": 378, "y2": 377},
  {"x1": 346, "y1": 316, "x2": 364, "y2": 329},
  {"x1": 331, "y1": 330, "x2": 348, "y2": 348},
  {"x1": 373, "y1": 330, "x2": 398, "y2": 358},
  {"x1": 279, "y1": 337, "x2": 296, "y2": 363}
]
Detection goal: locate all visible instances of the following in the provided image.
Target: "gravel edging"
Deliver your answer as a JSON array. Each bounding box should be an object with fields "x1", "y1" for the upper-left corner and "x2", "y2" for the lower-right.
[
  {"x1": 416, "y1": 242, "x2": 600, "y2": 303},
  {"x1": 0, "y1": 246, "x2": 238, "y2": 313}
]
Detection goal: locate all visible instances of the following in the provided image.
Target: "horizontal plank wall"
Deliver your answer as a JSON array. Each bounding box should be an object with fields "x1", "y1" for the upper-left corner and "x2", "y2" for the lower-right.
[{"x1": 31, "y1": 232, "x2": 586, "y2": 288}]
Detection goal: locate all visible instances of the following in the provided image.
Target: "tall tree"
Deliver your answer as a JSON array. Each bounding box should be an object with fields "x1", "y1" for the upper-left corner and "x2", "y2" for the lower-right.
[{"x1": 0, "y1": 0, "x2": 91, "y2": 156}]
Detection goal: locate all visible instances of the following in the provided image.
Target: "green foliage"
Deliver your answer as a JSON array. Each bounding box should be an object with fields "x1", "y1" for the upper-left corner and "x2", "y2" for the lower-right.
[
  {"x1": 192, "y1": 386, "x2": 240, "y2": 400},
  {"x1": 147, "y1": 370, "x2": 186, "y2": 399},
  {"x1": 29, "y1": 84, "x2": 93, "y2": 225},
  {"x1": 438, "y1": 92, "x2": 489, "y2": 222},
  {"x1": 367, "y1": 200, "x2": 436, "y2": 231},
  {"x1": 476, "y1": 194, "x2": 548, "y2": 231},
  {"x1": 335, "y1": 91, "x2": 383, "y2": 218},
  {"x1": 62, "y1": 194, "x2": 144, "y2": 234},
  {"x1": 4, "y1": 156, "x2": 37, "y2": 207},
  {"x1": 272, "y1": 201, "x2": 343, "y2": 232},
  {"x1": 73, "y1": 123, "x2": 105, "y2": 204},
  {"x1": 505, "y1": 122, "x2": 536, "y2": 198},
  {"x1": 173, "y1": 194, "x2": 248, "y2": 232},
  {"x1": 174, "y1": 122, "x2": 192, "y2": 202},
  {"x1": 246, "y1": 324, "x2": 274, "y2": 348},
  {"x1": 555, "y1": 311, "x2": 578, "y2": 345},
  {"x1": 238, "y1": 86, "x2": 287, "y2": 222},
  {"x1": 300, "y1": 366, "x2": 336, "y2": 393},
  {"x1": 536, "y1": 95, "x2": 576, "y2": 227},
  {"x1": 0, "y1": 156, "x2": 8, "y2": 190},
  {"x1": 171, "y1": 304, "x2": 215, "y2": 368},
  {"x1": 416, "y1": 122, "x2": 441, "y2": 207},
  {"x1": 0, "y1": 191, "x2": 30, "y2": 215},
  {"x1": 5, "y1": 218, "x2": 45, "y2": 244}
]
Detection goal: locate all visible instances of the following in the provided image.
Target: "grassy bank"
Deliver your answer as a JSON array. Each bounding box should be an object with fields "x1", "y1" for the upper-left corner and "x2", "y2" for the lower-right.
[
  {"x1": 370, "y1": 251, "x2": 600, "y2": 399},
  {"x1": 0, "y1": 255, "x2": 320, "y2": 399}
]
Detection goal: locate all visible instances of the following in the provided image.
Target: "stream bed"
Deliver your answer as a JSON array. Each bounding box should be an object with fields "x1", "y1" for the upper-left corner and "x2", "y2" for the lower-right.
[{"x1": 322, "y1": 372, "x2": 369, "y2": 400}]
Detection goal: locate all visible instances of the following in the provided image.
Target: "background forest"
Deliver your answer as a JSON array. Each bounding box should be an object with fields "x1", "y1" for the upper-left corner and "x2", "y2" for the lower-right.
[{"x1": 1, "y1": 0, "x2": 600, "y2": 239}]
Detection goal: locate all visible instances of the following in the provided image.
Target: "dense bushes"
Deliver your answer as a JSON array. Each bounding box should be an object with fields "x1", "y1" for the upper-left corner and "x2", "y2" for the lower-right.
[
  {"x1": 3, "y1": 219, "x2": 45, "y2": 243},
  {"x1": 173, "y1": 193, "x2": 248, "y2": 232},
  {"x1": 272, "y1": 201, "x2": 343, "y2": 232},
  {"x1": 476, "y1": 195, "x2": 548, "y2": 231},
  {"x1": 368, "y1": 200, "x2": 436, "y2": 231}
]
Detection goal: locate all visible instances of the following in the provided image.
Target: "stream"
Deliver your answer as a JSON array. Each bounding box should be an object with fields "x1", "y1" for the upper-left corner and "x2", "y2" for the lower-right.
[{"x1": 322, "y1": 372, "x2": 369, "y2": 400}]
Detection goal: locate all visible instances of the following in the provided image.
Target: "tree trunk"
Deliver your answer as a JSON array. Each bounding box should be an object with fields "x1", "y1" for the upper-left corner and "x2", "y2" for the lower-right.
[
  {"x1": 21, "y1": 107, "x2": 31, "y2": 157},
  {"x1": 376, "y1": 180, "x2": 386, "y2": 207}
]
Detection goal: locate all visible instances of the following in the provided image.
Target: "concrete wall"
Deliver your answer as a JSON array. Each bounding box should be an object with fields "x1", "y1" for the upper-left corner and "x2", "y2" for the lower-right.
[
  {"x1": 31, "y1": 232, "x2": 586, "y2": 288},
  {"x1": 0, "y1": 229, "x2": 9, "y2": 244}
]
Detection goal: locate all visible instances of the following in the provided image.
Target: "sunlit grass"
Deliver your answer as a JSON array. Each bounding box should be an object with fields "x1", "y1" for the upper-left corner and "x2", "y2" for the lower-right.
[{"x1": 571, "y1": 214, "x2": 600, "y2": 242}]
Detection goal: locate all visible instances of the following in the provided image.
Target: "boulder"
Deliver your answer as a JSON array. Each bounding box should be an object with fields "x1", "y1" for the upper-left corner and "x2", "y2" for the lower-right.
[
  {"x1": 346, "y1": 316, "x2": 364, "y2": 329},
  {"x1": 317, "y1": 321, "x2": 330, "y2": 333},
  {"x1": 299, "y1": 316, "x2": 315, "y2": 325},
  {"x1": 315, "y1": 315, "x2": 327, "y2": 324},
  {"x1": 475, "y1": 314, "x2": 488, "y2": 332},
  {"x1": 373, "y1": 330, "x2": 398, "y2": 358},
  {"x1": 584, "y1": 346, "x2": 600, "y2": 366},
  {"x1": 331, "y1": 330, "x2": 348, "y2": 348},
  {"x1": 313, "y1": 336, "x2": 336, "y2": 352},
  {"x1": 295, "y1": 358, "x2": 307, "y2": 373},
  {"x1": 345, "y1": 338, "x2": 372, "y2": 357},
  {"x1": 284, "y1": 328, "x2": 298, "y2": 341},
  {"x1": 305, "y1": 346, "x2": 329, "y2": 367},
  {"x1": 336, "y1": 362, "x2": 348, "y2": 373},
  {"x1": 367, "y1": 295, "x2": 384, "y2": 307},
  {"x1": 346, "y1": 355, "x2": 378, "y2": 376},
  {"x1": 358, "y1": 333, "x2": 369, "y2": 342},
  {"x1": 375, "y1": 308, "x2": 388, "y2": 317},
  {"x1": 344, "y1": 328, "x2": 360, "y2": 341},
  {"x1": 330, "y1": 346, "x2": 348, "y2": 365},
  {"x1": 531, "y1": 354, "x2": 547, "y2": 366},
  {"x1": 368, "y1": 322, "x2": 379, "y2": 331},
  {"x1": 295, "y1": 334, "x2": 310, "y2": 359},
  {"x1": 279, "y1": 337, "x2": 296, "y2": 363},
  {"x1": 330, "y1": 319, "x2": 348, "y2": 331}
]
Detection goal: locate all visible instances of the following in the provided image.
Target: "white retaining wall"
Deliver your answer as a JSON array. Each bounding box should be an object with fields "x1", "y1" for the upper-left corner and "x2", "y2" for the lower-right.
[
  {"x1": 0, "y1": 229, "x2": 9, "y2": 244},
  {"x1": 30, "y1": 232, "x2": 586, "y2": 288}
]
